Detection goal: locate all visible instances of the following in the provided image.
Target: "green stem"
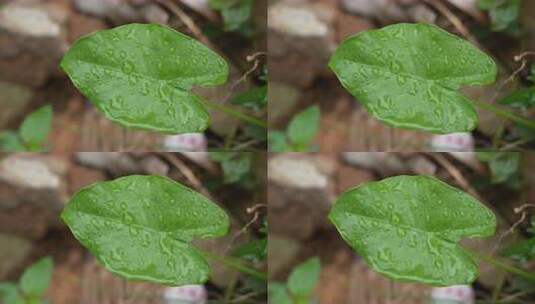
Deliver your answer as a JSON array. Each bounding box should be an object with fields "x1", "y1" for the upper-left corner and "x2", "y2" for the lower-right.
[
  {"x1": 467, "y1": 249, "x2": 535, "y2": 282},
  {"x1": 202, "y1": 100, "x2": 267, "y2": 129},
  {"x1": 472, "y1": 100, "x2": 535, "y2": 130},
  {"x1": 199, "y1": 249, "x2": 267, "y2": 281}
]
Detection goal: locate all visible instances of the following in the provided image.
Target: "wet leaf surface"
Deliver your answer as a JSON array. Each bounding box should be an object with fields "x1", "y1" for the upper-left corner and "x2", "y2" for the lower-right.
[
  {"x1": 329, "y1": 175, "x2": 496, "y2": 286},
  {"x1": 61, "y1": 175, "x2": 230, "y2": 286},
  {"x1": 329, "y1": 23, "x2": 497, "y2": 134},
  {"x1": 61, "y1": 23, "x2": 229, "y2": 134}
]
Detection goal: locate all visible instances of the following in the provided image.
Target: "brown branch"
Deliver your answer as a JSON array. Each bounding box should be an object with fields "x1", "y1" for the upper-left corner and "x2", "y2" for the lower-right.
[
  {"x1": 422, "y1": 0, "x2": 479, "y2": 46},
  {"x1": 155, "y1": 152, "x2": 213, "y2": 199},
  {"x1": 426, "y1": 153, "x2": 483, "y2": 201},
  {"x1": 156, "y1": 0, "x2": 215, "y2": 48}
]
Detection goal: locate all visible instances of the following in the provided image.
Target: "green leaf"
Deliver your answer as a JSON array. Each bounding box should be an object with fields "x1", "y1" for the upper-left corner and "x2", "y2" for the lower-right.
[
  {"x1": 498, "y1": 86, "x2": 535, "y2": 109},
  {"x1": 233, "y1": 238, "x2": 267, "y2": 262},
  {"x1": 0, "y1": 282, "x2": 27, "y2": 304},
  {"x1": 0, "y1": 131, "x2": 25, "y2": 152},
  {"x1": 268, "y1": 283, "x2": 292, "y2": 304},
  {"x1": 26, "y1": 298, "x2": 45, "y2": 304},
  {"x1": 329, "y1": 175, "x2": 496, "y2": 286},
  {"x1": 209, "y1": 152, "x2": 252, "y2": 184},
  {"x1": 479, "y1": 0, "x2": 521, "y2": 32},
  {"x1": 61, "y1": 175, "x2": 230, "y2": 286},
  {"x1": 208, "y1": 0, "x2": 240, "y2": 10},
  {"x1": 528, "y1": 64, "x2": 535, "y2": 83},
  {"x1": 502, "y1": 237, "x2": 535, "y2": 262},
  {"x1": 19, "y1": 105, "x2": 52, "y2": 151},
  {"x1": 287, "y1": 257, "x2": 321, "y2": 298},
  {"x1": 229, "y1": 85, "x2": 267, "y2": 111},
  {"x1": 213, "y1": 0, "x2": 254, "y2": 32},
  {"x1": 476, "y1": 152, "x2": 520, "y2": 184},
  {"x1": 268, "y1": 131, "x2": 290, "y2": 152},
  {"x1": 329, "y1": 23, "x2": 497, "y2": 134},
  {"x1": 287, "y1": 106, "x2": 320, "y2": 148},
  {"x1": 0, "y1": 283, "x2": 25, "y2": 304},
  {"x1": 61, "y1": 23, "x2": 229, "y2": 134},
  {"x1": 20, "y1": 257, "x2": 53, "y2": 298}
]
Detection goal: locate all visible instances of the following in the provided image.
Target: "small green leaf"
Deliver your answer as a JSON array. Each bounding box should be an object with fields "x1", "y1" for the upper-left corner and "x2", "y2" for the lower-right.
[
  {"x1": 19, "y1": 257, "x2": 53, "y2": 298},
  {"x1": 229, "y1": 85, "x2": 267, "y2": 111},
  {"x1": 26, "y1": 297, "x2": 45, "y2": 304},
  {"x1": 502, "y1": 237, "x2": 535, "y2": 262},
  {"x1": 287, "y1": 106, "x2": 320, "y2": 149},
  {"x1": 528, "y1": 64, "x2": 535, "y2": 83},
  {"x1": 329, "y1": 175, "x2": 496, "y2": 286},
  {"x1": 268, "y1": 131, "x2": 290, "y2": 152},
  {"x1": 478, "y1": 0, "x2": 521, "y2": 32},
  {"x1": 0, "y1": 283, "x2": 24, "y2": 304},
  {"x1": 0, "y1": 131, "x2": 25, "y2": 152},
  {"x1": 476, "y1": 152, "x2": 520, "y2": 184},
  {"x1": 498, "y1": 86, "x2": 535, "y2": 109},
  {"x1": 19, "y1": 105, "x2": 52, "y2": 151},
  {"x1": 208, "y1": 0, "x2": 240, "y2": 10},
  {"x1": 61, "y1": 23, "x2": 229, "y2": 134},
  {"x1": 329, "y1": 23, "x2": 497, "y2": 134},
  {"x1": 287, "y1": 257, "x2": 321, "y2": 298},
  {"x1": 210, "y1": 0, "x2": 254, "y2": 32},
  {"x1": 209, "y1": 152, "x2": 252, "y2": 184},
  {"x1": 61, "y1": 175, "x2": 230, "y2": 286},
  {"x1": 233, "y1": 238, "x2": 267, "y2": 262},
  {"x1": 268, "y1": 283, "x2": 292, "y2": 304}
]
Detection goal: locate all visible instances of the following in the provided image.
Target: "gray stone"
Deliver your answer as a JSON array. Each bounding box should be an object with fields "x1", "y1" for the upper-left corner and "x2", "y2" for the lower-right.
[
  {"x1": 341, "y1": 0, "x2": 407, "y2": 22},
  {"x1": 268, "y1": 81, "x2": 301, "y2": 125},
  {"x1": 268, "y1": 2, "x2": 335, "y2": 88},
  {"x1": 343, "y1": 152, "x2": 408, "y2": 176},
  {"x1": 268, "y1": 235, "x2": 301, "y2": 278},
  {"x1": 268, "y1": 154, "x2": 334, "y2": 240},
  {"x1": 76, "y1": 152, "x2": 140, "y2": 176},
  {"x1": 268, "y1": 3, "x2": 328, "y2": 37},
  {"x1": 0, "y1": 233, "x2": 32, "y2": 279},
  {"x1": 74, "y1": 0, "x2": 168, "y2": 25},
  {"x1": 139, "y1": 155, "x2": 169, "y2": 176},
  {"x1": 0, "y1": 154, "x2": 69, "y2": 212},
  {"x1": 0, "y1": 4, "x2": 61, "y2": 37},
  {"x1": 407, "y1": 155, "x2": 437, "y2": 175},
  {"x1": 0, "y1": 81, "x2": 32, "y2": 128},
  {"x1": 0, "y1": 2, "x2": 65, "y2": 87}
]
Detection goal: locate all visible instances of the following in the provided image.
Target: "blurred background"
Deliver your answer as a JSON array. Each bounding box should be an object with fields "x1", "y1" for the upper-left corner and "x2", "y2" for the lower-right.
[
  {"x1": 0, "y1": 152, "x2": 267, "y2": 303},
  {"x1": 0, "y1": 0, "x2": 267, "y2": 151},
  {"x1": 268, "y1": 152, "x2": 535, "y2": 303},
  {"x1": 268, "y1": 0, "x2": 535, "y2": 151}
]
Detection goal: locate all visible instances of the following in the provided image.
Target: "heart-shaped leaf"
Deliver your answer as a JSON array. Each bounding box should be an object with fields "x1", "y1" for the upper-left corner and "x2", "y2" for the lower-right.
[
  {"x1": 329, "y1": 23, "x2": 497, "y2": 134},
  {"x1": 61, "y1": 23, "x2": 229, "y2": 134},
  {"x1": 61, "y1": 175, "x2": 230, "y2": 286},
  {"x1": 329, "y1": 175, "x2": 496, "y2": 286}
]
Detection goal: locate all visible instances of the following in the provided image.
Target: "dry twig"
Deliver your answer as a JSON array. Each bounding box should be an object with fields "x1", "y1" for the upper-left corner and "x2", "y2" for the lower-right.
[
  {"x1": 156, "y1": 0, "x2": 215, "y2": 48},
  {"x1": 156, "y1": 152, "x2": 213, "y2": 199}
]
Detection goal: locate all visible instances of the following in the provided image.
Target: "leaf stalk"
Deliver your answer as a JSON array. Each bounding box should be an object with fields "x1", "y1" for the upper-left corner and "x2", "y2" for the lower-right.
[
  {"x1": 472, "y1": 100, "x2": 535, "y2": 130},
  {"x1": 202, "y1": 100, "x2": 267, "y2": 129},
  {"x1": 467, "y1": 249, "x2": 535, "y2": 283},
  {"x1": 199, "y1": 249, "x2": 267, "y2": 281}
]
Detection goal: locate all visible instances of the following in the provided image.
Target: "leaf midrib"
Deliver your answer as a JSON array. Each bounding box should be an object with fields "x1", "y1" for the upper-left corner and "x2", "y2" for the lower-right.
[
  {"x1": 337, "y1": 208, "x2": 491, "y2": 243},
  {"x1": 67, "y1": 207, "x2": 198, "y2": 243},
  {"x1": 336, "y1": 58, "x2": 488, "y2": 92},
  {"x1": 68, "y1": 58, "x2": 202, "y2": 90}
]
